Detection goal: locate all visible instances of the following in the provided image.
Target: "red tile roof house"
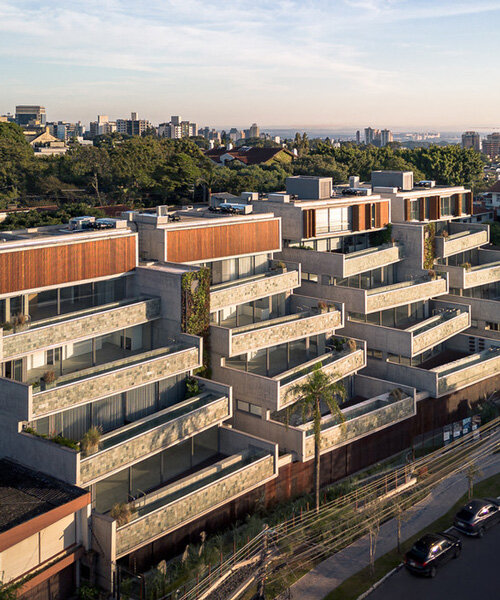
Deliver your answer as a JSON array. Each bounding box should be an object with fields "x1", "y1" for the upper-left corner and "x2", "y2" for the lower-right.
[{"x1": 205, "y1": 146, "x2": 295, "y2": 166}]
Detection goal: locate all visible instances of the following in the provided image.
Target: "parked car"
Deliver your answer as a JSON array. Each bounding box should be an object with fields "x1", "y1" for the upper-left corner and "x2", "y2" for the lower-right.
[
  {"x1": 404, "y1": 532, "x2": 461, "y2": 577},
  {"x1": 453, "y1": 498, "x2": 500, "y2": 537}
]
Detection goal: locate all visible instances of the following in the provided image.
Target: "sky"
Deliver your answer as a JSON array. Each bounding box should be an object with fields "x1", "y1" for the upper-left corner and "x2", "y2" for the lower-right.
[{"x1": 1, "y1": 0, "x2": 500, "y2": 130}]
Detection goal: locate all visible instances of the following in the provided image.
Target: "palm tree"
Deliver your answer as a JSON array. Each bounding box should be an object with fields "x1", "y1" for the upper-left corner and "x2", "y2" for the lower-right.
[{"x1": 287, "y1": 365, "x2": 346, "y2": 512}]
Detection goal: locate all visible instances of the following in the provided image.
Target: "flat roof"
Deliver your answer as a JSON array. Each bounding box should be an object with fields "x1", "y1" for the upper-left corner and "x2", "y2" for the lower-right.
[
  {"x1": 0, "y1": 459, "x2": 88, "y2": 534},
  {"x1": 131, "y1": 208, "x2": 277, "y2": 229}
]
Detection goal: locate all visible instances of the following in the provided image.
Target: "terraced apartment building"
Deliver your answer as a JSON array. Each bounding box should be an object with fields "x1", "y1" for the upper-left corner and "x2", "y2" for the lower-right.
[{"x1": 0, "y1": 172, "x2": 498, "y2": 596}]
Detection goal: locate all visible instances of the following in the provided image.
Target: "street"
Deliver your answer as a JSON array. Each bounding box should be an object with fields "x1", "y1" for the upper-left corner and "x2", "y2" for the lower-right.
[{"x1": 368, "y1": 524, "x2": 500, "y2": 600}]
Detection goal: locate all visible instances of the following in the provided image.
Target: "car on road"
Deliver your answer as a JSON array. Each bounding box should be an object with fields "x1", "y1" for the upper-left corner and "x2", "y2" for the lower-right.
[
  {"x1": 453, "y1": 498, "x2": 500, "y2": 537},
  {"x1": 404, "y1": 532, "x2": 461, "y2": 577}
]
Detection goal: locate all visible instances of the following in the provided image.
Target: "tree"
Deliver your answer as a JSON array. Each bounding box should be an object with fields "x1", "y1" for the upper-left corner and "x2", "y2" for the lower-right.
[
  {"x1": 367, "y1": 507, "x2": 381, "y2": 577},
  {"x1": 465, "y1": 463, "x2": 483, "y2": 499},
  {"x1": 392, "y1": 498, "x2": 411, "y2": 554},
  {"x1": 286, "y1": 365, "x2": 346, "y2": 512}
]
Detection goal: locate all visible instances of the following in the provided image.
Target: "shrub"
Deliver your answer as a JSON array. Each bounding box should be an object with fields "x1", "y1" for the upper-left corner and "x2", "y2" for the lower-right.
[
  {"x1": 42, "y1": 370, "x2": 56, "y2": 384},
  {"x1": 389, "y1": 388, "x2": 403, "y2": 402},
  {"x1": 347, "y1": 339, "x2": 357, "y2": 352},
  {"x1": 185, "y1": 376, "x2": 201, "y2": 399},
  {"x1": 427, "y1": 269, "x2": 436, "y2": 280},
  {"x1": 110, "y1": 503, "x2": 134, "y2": 526},
  {"x1": 80, "y1": 426, "x2": 102, "y2": 456},
  {"x1": 461, "y1": 262, "x2": 472, "y2": 271}
]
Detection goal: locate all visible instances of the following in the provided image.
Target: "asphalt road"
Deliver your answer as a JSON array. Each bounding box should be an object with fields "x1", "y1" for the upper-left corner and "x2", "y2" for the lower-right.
[{"x1": 368, "y1": 524, "x2": 500, "y2": 600}]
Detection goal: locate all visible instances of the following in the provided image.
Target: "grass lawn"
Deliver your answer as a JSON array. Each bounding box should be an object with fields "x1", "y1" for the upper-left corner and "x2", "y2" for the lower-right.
[{"x1": 323, "y1": 472, "x2": 500, "y2": 600}]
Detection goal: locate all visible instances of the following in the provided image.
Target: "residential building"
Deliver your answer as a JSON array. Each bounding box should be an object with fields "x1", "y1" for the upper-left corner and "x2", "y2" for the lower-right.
[
  {"x1": 15, "y1": 105, "x2": 46, "y2": 127},
  {"x1": 364, "y1": 127, "x2": 380, "y2": 145},
  {"x1": 89, "y1": 115, "x2": 117, "y2": 138},
  {"x1": 0, "y1": 172, "x2": 497, "y2": 597},
  {"x1": 158, "y1": 116, "x2": 197, "y2": 139},
  {"x1": 0, "y1": 460, "x2": 90, "y2": 598},
  {"x1": 462, "y1": 131, "x2": 481, "y2": 152},
  {"x1": 380, "y1": 129, "x2": 393, "y2": 146},
  {"x1": 116, "y1": 113, "x2": 151, "y2": 136},
  {"x1": 356, "y1": 130, "x2": 361, "y2": 144},
  {"x1": 23, "y1": 126, "x2": 68, "y2": 156},
  {"x1": 482, "y1": 132, "x2": 500, "y2": 158},
  {"x1": 205, "y1": 146, "x2": 295, "y2": 166}
]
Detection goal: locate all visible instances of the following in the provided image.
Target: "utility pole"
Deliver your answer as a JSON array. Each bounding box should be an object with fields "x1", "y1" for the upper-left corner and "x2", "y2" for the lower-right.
[{"x1": 257, "y1": 525, "x2": 269, "y2": 599}]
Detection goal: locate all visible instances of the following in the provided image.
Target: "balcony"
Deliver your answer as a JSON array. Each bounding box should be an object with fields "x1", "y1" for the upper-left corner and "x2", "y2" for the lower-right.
[
  {"x1": 281, "y1": 243, "x2": 402, "y2": 279},
  {"x1": 210, "y1": 261, "x2": 301, "y2": 312},
  {"x1": 80, "y1": 387, "x2": 231, "y2": 486},
  {"x1": 31, "y1": 338, "x2": 202, "y2": 418},
  {"x1": 114, "y1": 429, "x2": 277, "y2": 557},
  {"x1": 435, "y1": 347, "x2": 500, "y2": 396},
  {"x1": 215, "y1": 337, "x2": 366, "y2": 412},
  {"x1": 1, "y1": 297, "x2": 160, "y2": 361},
  {"x1": 365, "y1": 275, "x2": 448, "y2": 312},
  {"x1": 435, "y1": 223, "x2": 489, "y2": 259},
  {"x1": 210, "y1": 306, "x2": 342, "y2": 357},
  {"x1": 344, "y1": 304, "x2": 470, "y2": 357},
  {"x1": 233, "y1": 375, "x2": 416, "y2": 461}
]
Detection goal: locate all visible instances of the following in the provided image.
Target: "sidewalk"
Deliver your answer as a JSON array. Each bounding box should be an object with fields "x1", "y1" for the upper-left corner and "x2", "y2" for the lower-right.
[{"x1": 288, "y1": 450, "x2": 500, "y2": 600}]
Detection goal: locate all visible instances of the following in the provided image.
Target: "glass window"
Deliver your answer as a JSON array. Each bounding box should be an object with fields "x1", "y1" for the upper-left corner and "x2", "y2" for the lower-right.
[
  {"x1": 193, "y1": 428, "x2": 218, "y2": 465},
  {"x1": 316, "y1": 209, "x2": 329, "y2": 234},
  {"x1": 131, "y1": 453, "x2": 162, "y2": 497},
  {"x1": 95, "y1": 469, "x2": 129, "y2": 513},
  {"x1": 410, "y1": 200, "x2": 419, "y2": 221},
  {"x1": 441, "y1": 197, "x2": 451, "y2": 216}
]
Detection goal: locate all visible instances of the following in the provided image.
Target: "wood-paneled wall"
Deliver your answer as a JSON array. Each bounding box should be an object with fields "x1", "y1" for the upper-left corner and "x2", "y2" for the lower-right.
[
  {"x1": 0, "y1": 235, "x2": 137, "y2": 295},
  {"x1": 166, "y1": 219, "x2": 280, "y2": 263}
]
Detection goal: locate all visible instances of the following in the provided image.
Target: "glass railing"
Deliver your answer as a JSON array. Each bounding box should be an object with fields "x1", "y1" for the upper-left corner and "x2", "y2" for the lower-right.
[{"x1": 407, "y1": 309, "x2": 463, "y2": 336}]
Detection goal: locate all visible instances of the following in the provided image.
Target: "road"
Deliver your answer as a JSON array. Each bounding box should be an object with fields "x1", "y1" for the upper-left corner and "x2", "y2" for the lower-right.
[{"x1": 368, "y1": 525, "x2": 500, "y2": 600}]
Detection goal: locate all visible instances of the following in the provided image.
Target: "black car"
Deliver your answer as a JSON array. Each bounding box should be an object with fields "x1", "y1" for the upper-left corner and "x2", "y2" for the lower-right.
[
  {"x1": 404, "y1": 532, "x2": 461, "y2": 577},
  {"x1": 453, "y1": 498, "x2": 500, "y2": 537}
]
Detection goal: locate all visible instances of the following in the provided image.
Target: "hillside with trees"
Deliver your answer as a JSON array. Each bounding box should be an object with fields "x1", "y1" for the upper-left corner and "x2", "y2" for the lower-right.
[{"x1": 0, "y1": 122, "x2": 486, "y2": 231}]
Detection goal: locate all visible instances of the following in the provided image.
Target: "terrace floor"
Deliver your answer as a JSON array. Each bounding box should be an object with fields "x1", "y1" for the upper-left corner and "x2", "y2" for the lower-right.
[{"x1": 418, "y1": 349, "x2": 467, "y2": 371}]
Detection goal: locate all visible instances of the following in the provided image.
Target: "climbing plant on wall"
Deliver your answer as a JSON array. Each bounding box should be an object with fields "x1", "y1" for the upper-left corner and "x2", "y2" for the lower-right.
[
  {"x1": 423, "y1": 223, "x2": 436, "y2": 270},
  {"x1": 181, "y1": 267, "x2": 211, "y2": 376}
]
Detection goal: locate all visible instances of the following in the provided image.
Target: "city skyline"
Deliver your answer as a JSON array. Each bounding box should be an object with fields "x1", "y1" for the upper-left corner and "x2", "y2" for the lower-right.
[{"x1": 2, "y1": 0, "x2": 500, "y2": 128}]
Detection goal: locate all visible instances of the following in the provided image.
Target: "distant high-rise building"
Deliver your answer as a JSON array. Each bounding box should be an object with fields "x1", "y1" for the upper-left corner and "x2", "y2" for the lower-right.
[
  {"x1": 364, "y1": 127, "x2": 380, "y2": 145},
  {"x1": 89, "y1": 115, "x2": 117, "y2": 137},
  {"x1": 116, "y1": 112, "x2": 151, "y2": 136},
  {"x1": 50, "y1": 121, "x2": 85, "y2": 141},
  {"x1": 482, "y1": 133, "x2": 500, "y2": 158},
  {"x1": 380, "y1": 129, "x2": 394, "y2": 146},
  {"x1": 249, "y1": 123, "x2": 260, "y2": 138},
  {"x1": 171, "y1": 115, "x2": 181, "y2": 126},
  {"x1": 461, "y1": 131, "x2": 481, "y2": 152},
  {"x1": 158, "y1": 117, "x2": 197, "y2": 139},
  {"x1": 15, "y1": 105, "x2": 46, "y2": 127},
  {"x1": 356, "y1": 130, "x2": 361, "y2": 144}
]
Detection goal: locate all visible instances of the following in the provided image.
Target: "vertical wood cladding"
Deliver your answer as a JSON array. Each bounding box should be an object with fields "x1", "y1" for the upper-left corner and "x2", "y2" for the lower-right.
[
  {"x1": 466, "y1": 191, "x2": 473, "y2": 215},
  {"x1": 379, "y1": 201, "x2": 390, "y2": 228},
  {"x1": 166, "y1": 219, "x2": 280, "y2": 263},
  {"x1": 0, "y1": 235, "x2": 136, "y2": 295},
  {"x1": 404, "y1": 198, "x2": 411, "y2": 221},
  {"x1": 429, "y1": 196, "x2": 441, "y2": 220},
  {"x1": 302, "y1": 210, "x2": 316, "y2": 239}
]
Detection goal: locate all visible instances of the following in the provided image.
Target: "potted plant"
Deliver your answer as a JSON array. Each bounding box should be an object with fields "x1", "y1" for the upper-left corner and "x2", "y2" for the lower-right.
[
  {"x1": 80, "y1": 426, "x2": 102, "y2": 456},
  {"x1": 427, "y1": 269, "x2": 437, "y2": 280},
  {"x1": 346, "y1": 338, "x2": 357, "y2": 352},
  {"x1": 13, "y1": 312, "x2": 28, "y2": 332},
  {"x1": 41, "y1": 370, "x2": 57, "y2": 390},
  {"x1": 389, "y1": 387, "x2": 403, "y2": 402},
  {"x1": 441, "y1": 230, "x2": 449, "y2": 238},
  {"x1": 110, "y1": 502, "x2": 134, "y2": 526},
  {"x1": 273, "y1": 260, "x2": 287, "y2": 273},
  {"x1": 461, "y1": 262, "x2": 472, "y2": 271},
  {"x1": 185, "y1": 376, "x2": 201, "y2": 399},
  {"x1": 317, "y1": 301, "x2": 328, "y2": 314},
  {"x1": 1, "y1": 321, "x2": 13, "y2": 332}
]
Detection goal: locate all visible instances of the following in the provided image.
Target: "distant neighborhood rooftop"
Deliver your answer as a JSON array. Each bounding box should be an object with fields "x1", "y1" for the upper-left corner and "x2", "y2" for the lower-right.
[{"x1": 205, "y1": 146, "x2": 294, "y2": 166}]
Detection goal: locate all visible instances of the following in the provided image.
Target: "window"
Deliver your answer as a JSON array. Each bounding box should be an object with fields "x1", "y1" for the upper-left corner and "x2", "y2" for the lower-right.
[
  {"x1": 301, "y1": 272, "x2": 318, "y2": 283},
  {"x1": 237, "y1": 400, "x2": 263, "y2": 417},
  {"x1": 410, "y1": 200, "x2": 419, "y2": 221},
  {"x1": 371, "y1": 204, "x2": 377, "y2": 227},
  {"x1": 461, "y1": 194, "x2": 467, "y2": 214},
  {"x1": 441, "y1": 197, "x2": 451, "y2": 216}
]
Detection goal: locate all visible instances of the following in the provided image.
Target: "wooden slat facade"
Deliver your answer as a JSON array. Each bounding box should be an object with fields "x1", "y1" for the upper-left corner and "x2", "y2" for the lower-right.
[
  {"x1": 0, "y1": 235, "x2": 137, "y2": 295},
  {"x1": 165, "y1": 219, "x2": 281, "y2": 263},
  {"x1": 302, "y1": 210, "x2": 316, "y2": 239},
  {"x1": 429, "y1": 196, "x2": 441, "y2": 220}
]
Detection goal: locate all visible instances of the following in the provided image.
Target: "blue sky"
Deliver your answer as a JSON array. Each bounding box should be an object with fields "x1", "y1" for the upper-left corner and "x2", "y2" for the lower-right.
[{"x1": 1, "y1": 0, "x2": 499, "y2": 129}]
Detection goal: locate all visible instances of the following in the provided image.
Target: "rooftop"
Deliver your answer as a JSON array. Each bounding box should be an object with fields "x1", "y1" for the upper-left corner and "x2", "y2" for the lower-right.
[{"x1": 0, "y1": 459, "x2": 88, "y2": 533}]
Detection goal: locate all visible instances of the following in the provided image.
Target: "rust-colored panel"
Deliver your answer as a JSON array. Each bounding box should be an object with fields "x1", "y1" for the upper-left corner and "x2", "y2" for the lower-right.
[
  {"x1": 419, "y1": 198, "x2": 425, "y2": 221},
  {"x1": 166, "y1": 219, "x2": 280, "y2": 263},
  {"x1": 429, "y1": 196, "x2": 440, "y2": 220},
  {"x1": 466, "y1": 191, "x2": 473, "y2": 215},
  {"x1": 404, "y1": 198, "x2": 411, "y2": 221},
  {"x1": 365, "y1": 203, "x2": 372, "y2": 229},
  {"x1": 0, "y1": 236, "x2": 136, "y2": 296},
  {"x1": 302, "y1": 210, "x2": 316, "y2": 239},
  {"x1": 358, "y1": 204, "x2": 367, "y2": 230},
  {"x1": 380, "y1": 201, "x2": 390, "y2": 226}
]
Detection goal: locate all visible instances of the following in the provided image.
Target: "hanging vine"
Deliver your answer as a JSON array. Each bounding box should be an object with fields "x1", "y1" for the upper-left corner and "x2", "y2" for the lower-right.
[
  {"x1": 181, "y1": 267, "x2": 211, "y2": 377},
  {"x1": 423, "y1": 223, "x2": 436, "y2": 270}
]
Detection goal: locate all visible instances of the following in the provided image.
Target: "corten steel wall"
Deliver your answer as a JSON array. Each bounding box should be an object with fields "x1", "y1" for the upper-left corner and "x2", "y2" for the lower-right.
[
  {"x1": 0, "y1": 235, "x2": 137, "y2": 295},
  {"x1": 122, "y1": 373, "x2": 499, "y2": 572},
  {"x1": 165, "y1": 219, "x2": 280, "y2": 263}
]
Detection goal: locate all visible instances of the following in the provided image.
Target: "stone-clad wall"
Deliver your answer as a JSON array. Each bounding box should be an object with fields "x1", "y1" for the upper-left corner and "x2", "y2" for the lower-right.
[
  {"x1": 304, "y1": 395, "x2": 415, "y2": 459},
  {"x1": 210, "y1": 270, "x2": 300, "y2": 312},
  {"x1": 367, "y1": 278, "x2": 447, "y2": 312},
  {"x1": 437, "y1": 353, "x2": 500, "y2": 396},
  {"x1": 344, "y1": 245, "x2": 402, "y2": 277},
  {"x1": 464, "y1": 264, "x2": 500, "y2": 289},
  {"x1": 2, "y1": 298, "x2": 160, "y2": 360},
  {"x1": 412, "y1": 311, "x2": 470, "y2": 355},
  {"x1": 80, "y1": 396, "x2": 230, "y2": 485},
  {"x1": 231, "y1": 310, "x2": 342, "y2": 355},
  {"x1": 32, "y1": 346, "x2": 201, "y2": 417},
  {"x1": 437, "y1": 230, "x2": 488, "y2": 258},
  {"x1": 115, "y1": 454, "x2": 275, "y2": 556}
]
